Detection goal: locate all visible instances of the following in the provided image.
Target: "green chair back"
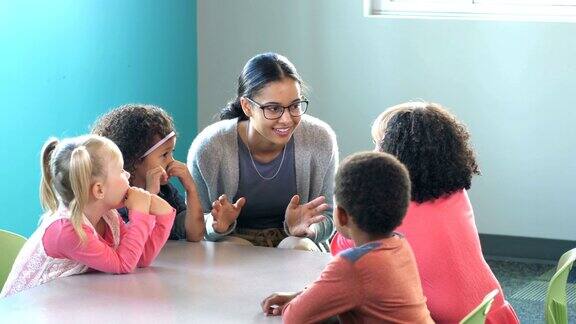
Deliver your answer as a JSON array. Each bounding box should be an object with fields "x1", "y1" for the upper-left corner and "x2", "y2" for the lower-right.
[
  {"x1": 545, "y1": 247, "x2": 576, "y2": 324},
  {"x1": 0, "y1": 229, "x2": 27, "y2": 290},
  {"x1": 459, "y1": 289, "x2": 499, "y2": 324}
]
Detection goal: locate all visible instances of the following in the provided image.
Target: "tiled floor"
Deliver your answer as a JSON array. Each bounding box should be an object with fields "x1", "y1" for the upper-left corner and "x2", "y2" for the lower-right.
[{"x1": 487, "y1": 258, "x2": 576, "y2": 323}]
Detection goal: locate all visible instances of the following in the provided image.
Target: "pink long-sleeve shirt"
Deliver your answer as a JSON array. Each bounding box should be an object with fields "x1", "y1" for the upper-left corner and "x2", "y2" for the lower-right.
[
  {"x1": 330, "y1": 190, "x2": 519, "y2": 324},
  {"x1": 283, "y1": 235, "x2": 434, "y2": 324},
  {"x1": 43, "y1": 209, "x2": 175, "y2": 272}
]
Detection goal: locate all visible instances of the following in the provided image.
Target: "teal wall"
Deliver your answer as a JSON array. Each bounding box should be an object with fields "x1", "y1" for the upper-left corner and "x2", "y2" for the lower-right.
[
  {"x1": 197, "y1": 1, "x2": 576, "y2": 240},
  {"x1": 0, "y1": 1, "x2": 197, "y2": 237}
]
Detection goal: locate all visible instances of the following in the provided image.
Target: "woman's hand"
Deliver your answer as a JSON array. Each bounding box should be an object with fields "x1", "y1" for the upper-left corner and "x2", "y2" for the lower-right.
[
  {"x1": 124, "y1": 187, "x2": 152, "y2": 214},
  {"x1": 166, "y1": 160, "x2": 196, "y2": 192},
  {"x1": 145, "y1": 166, "x2": 168, "y2": 195},
  {"x1": 211, "y1": 194, "x2": 246, "y2": 234},
  {"x1": 261, "y1": 292, "x2": 300, "y2": 316},
  {"x1": 284, "y1": 195, "x2": 328, "y2": 238}
]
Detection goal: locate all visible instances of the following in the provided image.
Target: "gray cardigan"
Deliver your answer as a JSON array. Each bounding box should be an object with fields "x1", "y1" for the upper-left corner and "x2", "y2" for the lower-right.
[{"x1": 187, "y1": 115, "x2": 338, "y2": 243}]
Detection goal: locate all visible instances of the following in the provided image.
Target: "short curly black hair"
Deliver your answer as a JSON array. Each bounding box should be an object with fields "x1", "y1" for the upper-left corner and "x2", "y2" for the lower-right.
[
  {"x1": 91, "y1": 104, "x2": 175, "y2": 174},
  {"x1": 335, "y1": 151, "x2": 411, "y2": 236},
  {"x1": 373, "y1": 102, "x2": 480, "y2": 203}
]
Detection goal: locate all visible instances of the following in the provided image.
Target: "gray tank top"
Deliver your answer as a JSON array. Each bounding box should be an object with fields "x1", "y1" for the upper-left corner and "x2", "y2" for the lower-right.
[{"x1": 234, "y1": 136, "x2": 297, "y2": 229}]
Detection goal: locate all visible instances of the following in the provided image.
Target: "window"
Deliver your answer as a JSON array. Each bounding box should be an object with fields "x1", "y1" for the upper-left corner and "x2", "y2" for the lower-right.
[{"x1": 365, "y1": 0, "x2": 576, "y2": 22}]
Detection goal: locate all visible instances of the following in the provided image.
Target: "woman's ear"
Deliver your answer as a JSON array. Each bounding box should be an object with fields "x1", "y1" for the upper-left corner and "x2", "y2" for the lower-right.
[
  {"x1": 239, "y1": 97, "x2": 253, "y2": 117},
  {"x1": 91, "y1": 182, "x2": 105, "y2": 200}
]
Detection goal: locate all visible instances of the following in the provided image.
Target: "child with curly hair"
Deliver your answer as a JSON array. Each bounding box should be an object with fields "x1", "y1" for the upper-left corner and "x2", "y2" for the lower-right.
[
  {"x1": 330, "y1": 102, "x2": 519, "y2": 324},
  {"x1": 92, "y1": 104, "x2": 204, "y2": 241}
]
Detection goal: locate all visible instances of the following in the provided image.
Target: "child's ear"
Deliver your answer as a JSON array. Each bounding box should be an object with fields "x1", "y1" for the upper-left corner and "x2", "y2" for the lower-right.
[
  {"x1": 91, "y1": 182, "x2": 105, "y2": 200},
  {"x1": 336, "y1": 206, "x2": 349, "y2": 226},
  {"x1": 335, "y1": 206, "x2": 353, "y2": 239},
  {"x1": 239, "y1": 97, "x2": 253, "y2": 117},
  {"x1": 133, "y1": 158, "x2": 145, "y2": 168}
]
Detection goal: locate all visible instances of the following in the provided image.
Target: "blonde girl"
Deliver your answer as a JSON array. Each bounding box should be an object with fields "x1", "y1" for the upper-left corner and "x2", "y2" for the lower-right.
[{"x1": 1, "y1": 135, "x2": 175, "y2": 298}]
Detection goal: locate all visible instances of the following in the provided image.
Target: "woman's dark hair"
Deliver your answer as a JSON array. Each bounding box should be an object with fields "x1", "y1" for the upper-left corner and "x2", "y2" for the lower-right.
[
  {"x1": 91, "y1": 104, "x2": 176, "y2": 175},
  {"x1": 220, "y1": 52, "x2": 304, "y2": 120},
  {"x1": 373, "y1": 102, "x2": 480, "y2": 203},
  {"x1": 335, "y1": 151, "x2": 411, "y2": 236}
]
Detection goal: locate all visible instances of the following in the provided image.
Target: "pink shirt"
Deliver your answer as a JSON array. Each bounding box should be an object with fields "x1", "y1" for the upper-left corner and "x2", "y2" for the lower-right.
[
  {"x1": 43, "y1": 209, "x2": 175, "y2": 272},
  {"x1": 283, "y1": 235, "x2": 433, "y2": 324},
  {"x1": 331, "y1": 190, "x2": 519, "y2": 324}
]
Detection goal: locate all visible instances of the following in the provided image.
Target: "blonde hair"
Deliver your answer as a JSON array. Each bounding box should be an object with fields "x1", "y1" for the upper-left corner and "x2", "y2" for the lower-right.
[{"x1": 40, "y1": 135, "x2": 121, "y2": 243}]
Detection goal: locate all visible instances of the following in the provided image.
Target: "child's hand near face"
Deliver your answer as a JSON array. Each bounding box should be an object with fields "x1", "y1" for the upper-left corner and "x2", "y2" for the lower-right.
[
  {"x1": 145, "y1": 166, "x2": 168, "y2": 195},
  {"x1": 125, "y1": 187, "x2": 152, "y2": 214},
  {"x1": 149, "y1": 194, "x2": 173, "y2": 216},
  {"x1": 166, "y1": 160, "x2": 195, "y2": 192},
  {"x1": 167, "y1": 160, "x2": 206, "y2": 241}
]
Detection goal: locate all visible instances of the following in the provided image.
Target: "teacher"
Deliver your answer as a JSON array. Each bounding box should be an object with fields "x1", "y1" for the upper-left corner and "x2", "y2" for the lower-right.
[{"x1": 187, "y1": 52, "x2": 338, "y2": 250}]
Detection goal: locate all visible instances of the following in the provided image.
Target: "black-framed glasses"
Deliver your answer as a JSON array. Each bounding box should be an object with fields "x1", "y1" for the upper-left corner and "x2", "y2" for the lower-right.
[{"x1": 245, "y1": 97, "x2": 309, "y2": 120}]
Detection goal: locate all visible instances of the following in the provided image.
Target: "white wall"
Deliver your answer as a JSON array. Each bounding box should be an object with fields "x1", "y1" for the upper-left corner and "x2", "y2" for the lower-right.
[{"x1": 197, "y1": 0, "x2": 576, "y2": 240}]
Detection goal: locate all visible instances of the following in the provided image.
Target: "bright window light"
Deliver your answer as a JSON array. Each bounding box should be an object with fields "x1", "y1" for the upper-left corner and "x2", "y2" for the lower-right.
[{"x1": 364, "y1": 0, "x2": 576, "y2": 22}]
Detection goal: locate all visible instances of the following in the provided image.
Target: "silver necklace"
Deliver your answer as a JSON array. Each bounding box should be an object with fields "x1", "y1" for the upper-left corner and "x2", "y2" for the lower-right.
[{"x1": 245, "y1": 123, "x2": 287, "y2": 181}]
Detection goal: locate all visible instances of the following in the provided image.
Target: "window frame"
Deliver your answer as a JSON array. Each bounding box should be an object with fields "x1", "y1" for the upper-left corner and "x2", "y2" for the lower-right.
[{"x1": 364, "y1": 0, "x2": 576, "y2": 22}]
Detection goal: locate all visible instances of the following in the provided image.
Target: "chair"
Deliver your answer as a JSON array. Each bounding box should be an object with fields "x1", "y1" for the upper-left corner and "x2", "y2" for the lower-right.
[
  {"x1": 459, "y1": 289, "x2": 499, "y2": 324},
  {"x1": 0, "y1": 229, "x2": 27, "y2": 290},
  {"x1": 545, "y1": 247, "x2": 576, "y2": 324}
]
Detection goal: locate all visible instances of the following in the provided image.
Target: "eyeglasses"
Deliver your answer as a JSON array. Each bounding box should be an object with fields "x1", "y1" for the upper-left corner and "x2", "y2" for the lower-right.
[{"x1": 245, "y1": 97, "x2": 309, "y2": 120}]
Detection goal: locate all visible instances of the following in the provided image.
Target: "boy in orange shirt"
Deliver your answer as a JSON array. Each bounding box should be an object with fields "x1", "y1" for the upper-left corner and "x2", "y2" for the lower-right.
[{"x1": 261, "y1": 152, "x2": 433, "y2": 324}]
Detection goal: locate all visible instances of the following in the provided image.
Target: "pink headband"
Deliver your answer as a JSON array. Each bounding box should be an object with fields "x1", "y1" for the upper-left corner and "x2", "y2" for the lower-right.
[{"x1": 140, "y1": 131, "x2": 176, "y2": 158}]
